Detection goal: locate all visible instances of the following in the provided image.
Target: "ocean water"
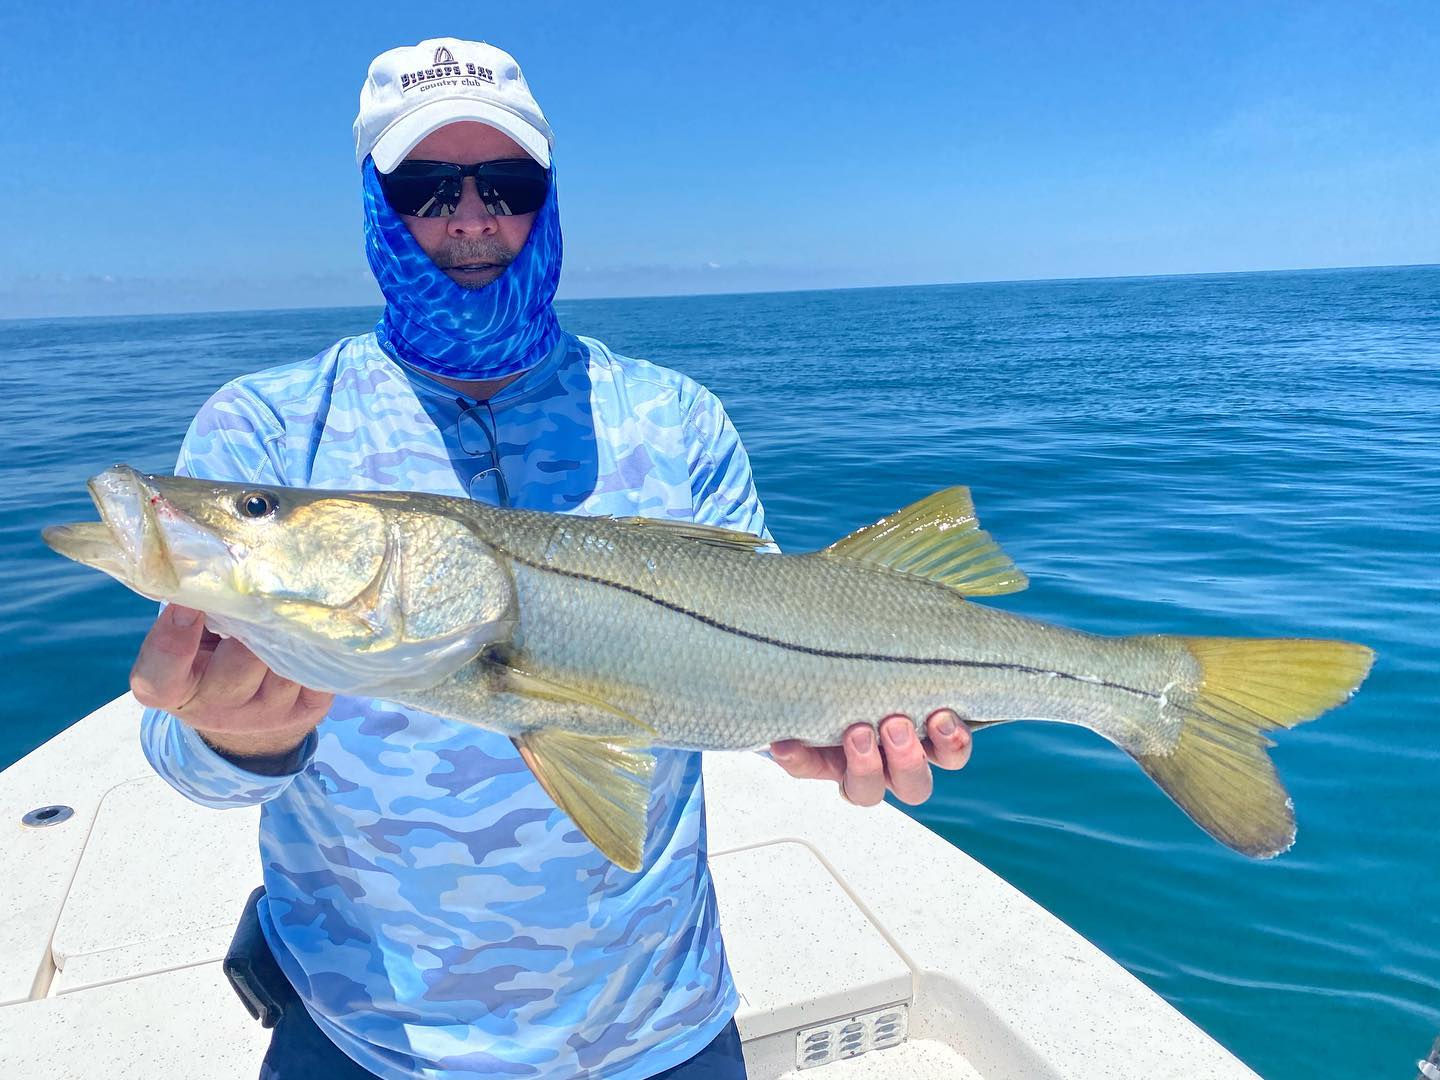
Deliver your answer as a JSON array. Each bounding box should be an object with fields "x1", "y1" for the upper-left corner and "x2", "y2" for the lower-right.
[{"x1": 2, "y1": 266, "x2": 1437, "y2": 1078}]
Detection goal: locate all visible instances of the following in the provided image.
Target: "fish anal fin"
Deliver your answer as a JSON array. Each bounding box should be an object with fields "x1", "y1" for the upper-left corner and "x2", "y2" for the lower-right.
[
  {"x1": 820, "y1": 487, "x2": 1028, "y2": 596},
  {"x1": 514, "y1": 730, "x2": 656, "y2": 872},
  {"x1": 611, "y1": 516, "x2": 770, "y2": 552}
]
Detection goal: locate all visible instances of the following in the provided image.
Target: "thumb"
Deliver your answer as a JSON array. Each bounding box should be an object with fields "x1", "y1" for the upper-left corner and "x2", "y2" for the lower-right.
[{"x1": 130, "y1": 604, "x2": 207, "y2": 709}]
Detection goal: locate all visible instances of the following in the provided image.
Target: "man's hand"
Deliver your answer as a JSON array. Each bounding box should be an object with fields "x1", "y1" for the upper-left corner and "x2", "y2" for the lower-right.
[
  {"x1": 130, "y1": 603, "x2": 333, "y2": 768},
  {"x1": 769, "y1": 711, "x2": 971, "y2": 806}
]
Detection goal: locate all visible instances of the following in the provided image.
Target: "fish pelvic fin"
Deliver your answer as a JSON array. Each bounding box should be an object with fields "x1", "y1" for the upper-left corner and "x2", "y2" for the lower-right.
[
  {"x1": 514, "y1": 730, "x2": 656, "y2": 872},
  {"x1": 819, "y1": 486, "x2": 1028, "y2": 596},
  {"x1": 1138, "y1": 636, "x2": 1374, "y2": 858}
]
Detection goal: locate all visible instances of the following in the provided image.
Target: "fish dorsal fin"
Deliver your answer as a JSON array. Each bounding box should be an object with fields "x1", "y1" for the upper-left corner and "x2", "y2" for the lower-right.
[
  {"x1": 819, "y1": 487, "x2": 1028, "y2": 596},
  {"x1": 611, "y1": 516, "x2": 770, "y2": 553},
  {"x1": 514, "y1": 730, "x2": 656, "y2": 872}
]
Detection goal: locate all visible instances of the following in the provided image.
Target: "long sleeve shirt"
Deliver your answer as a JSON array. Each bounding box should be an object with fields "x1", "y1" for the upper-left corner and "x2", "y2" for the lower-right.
[{"x1": 141, "y1": 331, "x2": 769, "y2": 1080}]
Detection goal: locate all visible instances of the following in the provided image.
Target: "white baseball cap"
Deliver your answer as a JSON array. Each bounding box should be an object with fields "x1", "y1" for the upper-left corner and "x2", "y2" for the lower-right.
[{"x1": 354, "y1": 38, "x2": 553, "y2": 172}]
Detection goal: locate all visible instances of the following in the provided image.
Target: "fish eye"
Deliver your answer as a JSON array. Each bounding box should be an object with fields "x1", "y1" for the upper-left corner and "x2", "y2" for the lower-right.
[{"x1": 239, "y1": 491, "x2": 279, "y2": 519}]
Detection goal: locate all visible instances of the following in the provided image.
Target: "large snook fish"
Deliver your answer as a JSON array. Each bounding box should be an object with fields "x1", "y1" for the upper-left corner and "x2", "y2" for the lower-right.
[{"x1": 45, "y1": 465, "x2": 1373, "y2": 870}]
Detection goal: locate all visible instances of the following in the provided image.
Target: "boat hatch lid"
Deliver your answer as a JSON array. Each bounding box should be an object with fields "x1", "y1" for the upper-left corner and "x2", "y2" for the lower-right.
[
  {"x1": 710, "y1": 841, "x2": 911, "y2": 1041},
  {"x1": 2, "y1": 962, "x2": 269, "y2": 1079},
  {"x1": 50, "y1": 775, "x2": 260, "y2": 993}
]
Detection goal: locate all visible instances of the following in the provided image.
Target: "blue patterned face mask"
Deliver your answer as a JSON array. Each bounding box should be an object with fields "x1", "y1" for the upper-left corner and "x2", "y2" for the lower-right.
[{"x1": 362, "y1": 156, "x2": 563, "y2": 382}]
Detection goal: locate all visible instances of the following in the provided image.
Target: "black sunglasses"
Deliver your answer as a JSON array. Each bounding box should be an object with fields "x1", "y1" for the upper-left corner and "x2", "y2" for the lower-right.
[{"x1": 378, "y1": 158, "x2": 550, "y2": 218}]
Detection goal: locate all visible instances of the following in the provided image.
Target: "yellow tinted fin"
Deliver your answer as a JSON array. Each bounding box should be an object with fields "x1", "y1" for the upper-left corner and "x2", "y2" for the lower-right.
[
  {"x1": 819, "y1": 487, "x2": 1028, "y2": 595},
  {"x1": 496, "y1": 663, "x2": 656, "y2": 735},
  {"x1": 1135, "y1": 637, "x2": 1374, "y2": 858},
  {"x1": 514, "y1": 730, "x2": 655, "y2": 872},
  {"x1": 611, "y1": 517, "x2": 770, "y2": 552}
]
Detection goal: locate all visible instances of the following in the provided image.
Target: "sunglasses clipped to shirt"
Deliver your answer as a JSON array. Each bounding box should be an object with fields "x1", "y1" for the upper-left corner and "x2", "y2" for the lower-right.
[{"x1": 378, "y1": 158, "x2": 550, "y2": 218}]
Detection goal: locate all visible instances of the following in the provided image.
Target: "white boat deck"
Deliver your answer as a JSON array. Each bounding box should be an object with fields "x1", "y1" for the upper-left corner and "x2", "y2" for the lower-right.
[{"x1": 0, "y1": 696, "x2": 1259, "y2": 1079}]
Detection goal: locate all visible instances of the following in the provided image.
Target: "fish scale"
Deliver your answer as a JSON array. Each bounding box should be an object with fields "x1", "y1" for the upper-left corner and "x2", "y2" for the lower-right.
[{"x1": 500, "y1": 534, "x2": 1188, "y2": 754}]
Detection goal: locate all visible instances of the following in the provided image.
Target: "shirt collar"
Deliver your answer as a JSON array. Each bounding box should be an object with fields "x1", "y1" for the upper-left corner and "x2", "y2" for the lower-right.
[{"x1": 390, "y1": 331, "x2": 575, "y2": 414}]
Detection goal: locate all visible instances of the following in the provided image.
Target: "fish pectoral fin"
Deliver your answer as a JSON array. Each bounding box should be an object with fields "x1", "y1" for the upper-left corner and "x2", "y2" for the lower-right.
[
  {"x1": 818, "y1": 486, "x2": 1028, "y2": 596},
  {"x1": 495, "y1": 663, "x2": 657, "y2": 735},
  {"x1": 610, "y1": 516, "x2": 770, "y2": 553},
  {"x1": 514, "y1": 730, "x2": 656, "y2": 872}
]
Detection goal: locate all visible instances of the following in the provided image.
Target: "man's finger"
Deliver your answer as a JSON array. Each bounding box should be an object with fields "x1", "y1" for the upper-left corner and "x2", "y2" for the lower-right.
[
  {"x1": 183, "y1": 637, "x2": 270, "y2": 713},
  {"x1": 130, "y1": 605, "x2": 206, "y2": 709},
  {"x1": 295, "y1": 686, "x2": 336, "y2": 722},
  {"x1": 770, "y1": 741, "x2": 845, "y2": 783},
  {"x1": 839, "y1": 723, "x2": 886, "y2": 806},
  {"x1": 256, "y1": 669, "x2": 302, "y2": 713},
  {"x1": 879, "y1": 715, "x2": 932, "y2": 805},
  {"x1": 924, "y1": 709, "x2": 972, "y2": 771}
]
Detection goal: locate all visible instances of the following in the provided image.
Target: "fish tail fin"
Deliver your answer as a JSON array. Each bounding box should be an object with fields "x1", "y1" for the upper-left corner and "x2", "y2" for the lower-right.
[{"x1": 1134, "y1": 636, "x2": 1373, "y2": 858}]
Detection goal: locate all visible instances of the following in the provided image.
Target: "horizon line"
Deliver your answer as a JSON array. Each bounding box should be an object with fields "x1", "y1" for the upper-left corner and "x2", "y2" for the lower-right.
[{"x1": 3, "y1": 260, "x2": 1436, "y2": 326}]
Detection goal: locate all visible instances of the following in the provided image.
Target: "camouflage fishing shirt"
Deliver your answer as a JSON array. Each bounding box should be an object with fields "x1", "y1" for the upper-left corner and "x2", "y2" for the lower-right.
[{"x1": 141, "y1": 331, "x2": 768, "y2": 1079}]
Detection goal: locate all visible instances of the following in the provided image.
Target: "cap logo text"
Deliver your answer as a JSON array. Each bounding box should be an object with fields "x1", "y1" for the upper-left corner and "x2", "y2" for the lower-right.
[{"x1": 399, "y1": 60, "x2": 496, "y2": 92}]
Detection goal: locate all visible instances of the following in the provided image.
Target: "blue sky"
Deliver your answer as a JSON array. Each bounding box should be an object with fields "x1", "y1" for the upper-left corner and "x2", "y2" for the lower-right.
[{"x1": 1, "y1": 1, "x2": 1436, "y2": 317}]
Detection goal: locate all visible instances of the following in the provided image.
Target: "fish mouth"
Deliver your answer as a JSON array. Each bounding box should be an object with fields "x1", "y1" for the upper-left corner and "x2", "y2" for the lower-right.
[{"x1": 42, "y1": 465, "x2": 217, "y2": 600}]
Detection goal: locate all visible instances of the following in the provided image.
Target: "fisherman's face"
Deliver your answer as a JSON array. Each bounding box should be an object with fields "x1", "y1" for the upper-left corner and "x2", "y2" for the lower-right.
[{"x1": 399, "y1": 122, "x2": 539, "y2": 289}]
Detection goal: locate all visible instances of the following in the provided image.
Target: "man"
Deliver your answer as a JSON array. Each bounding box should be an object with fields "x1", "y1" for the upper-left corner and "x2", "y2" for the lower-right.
[{"x1": 131, "y1": 38, "x2": 971, "y2": 1080}]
